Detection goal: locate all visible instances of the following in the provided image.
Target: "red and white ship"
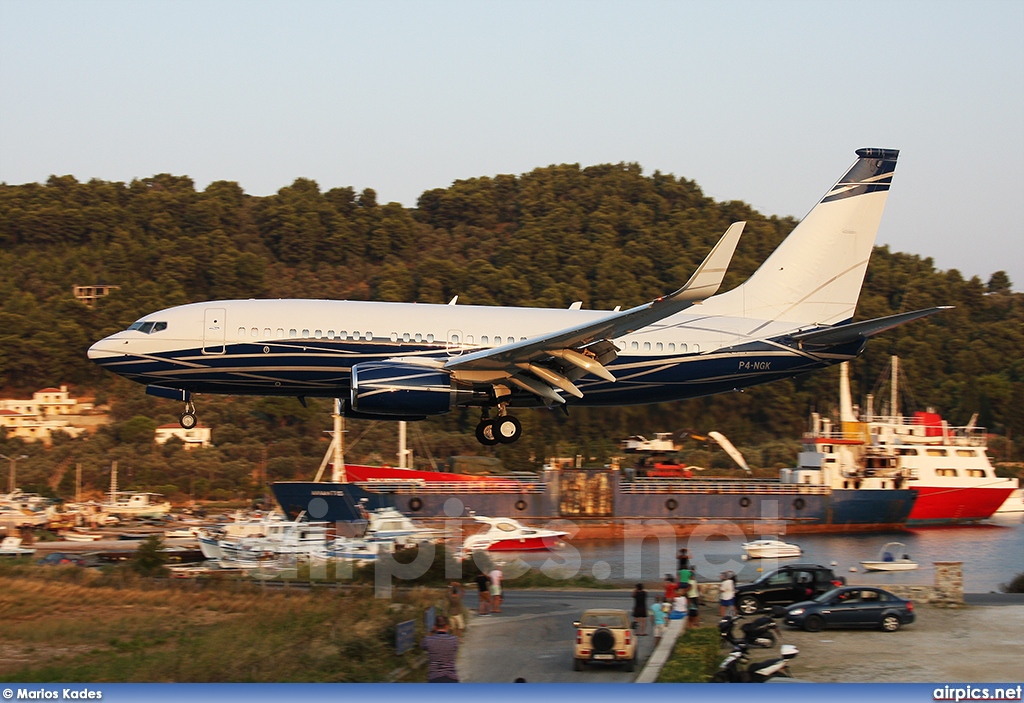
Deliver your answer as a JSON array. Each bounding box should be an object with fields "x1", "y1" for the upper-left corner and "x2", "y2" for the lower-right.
[{"x1": 796, "y1": 360, "x2": 1015, "y2": 525}]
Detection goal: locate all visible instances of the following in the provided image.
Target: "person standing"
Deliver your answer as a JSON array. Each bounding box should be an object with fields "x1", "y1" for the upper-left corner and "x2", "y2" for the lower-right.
[
  {"x1": 475, "y1": 570, "x2": 491, "y2": 615},
  {"x1": 686, "y1": 577, "x2": 700, "y2": 626},
  {"x1": 446, "y1": 581, "x2": 466, "y2": 635},
  {"x1": 677, "y1": 547, "x2": 690, "y2": 571},
  {"x1": 719, "y1": 571, "x2": 736, "y2": 617},
  {"x1": 650, "y1": 595, "x2": 667, "y2": 645},
  {"x1": 632, "y1": 583, "x2": 648, "y2": 635},
  {"x1": 421, "y1": 615, "x2": 460, "y2": 683},
  {"x1": 664, "y1": 574, "x2": 678, "y2": 603},
  {"x1": 489, "y1": 565, "x2": 503, "y2": 613}
]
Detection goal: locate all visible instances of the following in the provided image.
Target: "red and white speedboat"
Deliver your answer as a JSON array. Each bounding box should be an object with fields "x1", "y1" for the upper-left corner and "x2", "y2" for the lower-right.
[
  {"x1": 797, "y1": 360, "x2": 1015, "y2": 526},
  {"x1": 461, "y1": 515, "x2": 568, "y2": 553}
]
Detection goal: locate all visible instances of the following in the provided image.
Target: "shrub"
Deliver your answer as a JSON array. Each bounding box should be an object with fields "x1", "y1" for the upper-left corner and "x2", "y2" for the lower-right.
[{"x1": 999, "y1": 572, "x2": 1024, "y2": 594}]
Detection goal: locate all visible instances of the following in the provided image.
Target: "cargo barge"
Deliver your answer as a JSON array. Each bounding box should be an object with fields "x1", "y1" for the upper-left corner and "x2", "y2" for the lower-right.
[{"x1": 272, "y1": 465, "x2": 916, "y2": 535}]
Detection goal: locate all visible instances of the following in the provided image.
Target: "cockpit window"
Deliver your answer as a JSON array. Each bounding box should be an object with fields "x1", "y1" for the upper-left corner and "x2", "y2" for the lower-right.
[{"x1": 127, "y1": 321, "x2": 167, "y2": 334}]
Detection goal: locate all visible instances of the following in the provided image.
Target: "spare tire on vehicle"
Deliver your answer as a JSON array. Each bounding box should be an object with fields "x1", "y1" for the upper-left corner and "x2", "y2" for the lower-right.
[{"x1": 590, "y1": 627, "x2": 615, "y2": 653}]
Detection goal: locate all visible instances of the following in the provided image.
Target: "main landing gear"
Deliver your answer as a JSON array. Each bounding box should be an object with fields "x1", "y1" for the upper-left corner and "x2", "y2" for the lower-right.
[
  {"x1": 475, "y1": 407, "x2": 522, "y2": 446},
  {"x1": 179, "y1": 399, "x2": 198, "y2": 430}
]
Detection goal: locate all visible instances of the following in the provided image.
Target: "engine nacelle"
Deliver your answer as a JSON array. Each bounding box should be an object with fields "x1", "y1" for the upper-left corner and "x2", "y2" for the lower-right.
[{"x1": 350, "y1": 361, "x2": 461, "y2": 417}]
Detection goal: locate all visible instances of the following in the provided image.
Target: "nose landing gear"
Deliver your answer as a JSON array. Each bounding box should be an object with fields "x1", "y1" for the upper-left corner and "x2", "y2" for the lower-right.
[{"x1": 179, "y1": 399, "x2": 198, "y2": 429}]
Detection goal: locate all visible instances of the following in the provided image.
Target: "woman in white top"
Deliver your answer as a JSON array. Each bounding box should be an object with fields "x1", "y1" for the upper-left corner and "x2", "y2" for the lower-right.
[{"x1": 719, "y1": 571, "x2": 737, "y2": 617}]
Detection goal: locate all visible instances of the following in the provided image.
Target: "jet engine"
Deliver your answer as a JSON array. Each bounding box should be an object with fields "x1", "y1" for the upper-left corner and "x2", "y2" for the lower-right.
[{"x1": 350, "y1": 361, "x2": 468, "y2": 416}]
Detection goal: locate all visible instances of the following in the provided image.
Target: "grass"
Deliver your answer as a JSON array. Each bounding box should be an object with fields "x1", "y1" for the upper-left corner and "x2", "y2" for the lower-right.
[
  {"x1": 656, "y1": 626, "x2": 721, "y2": 683},
  {"x1": 0, "y1": 564, "x2": 440, "y2": 682}
]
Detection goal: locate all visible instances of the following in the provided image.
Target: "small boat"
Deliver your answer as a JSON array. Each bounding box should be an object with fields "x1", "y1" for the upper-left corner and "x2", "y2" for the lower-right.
[
  {"x1": 461, "y1": 514, "x2": 568, "y2": 554},
  {"x1": 742, "y1": 539, "x2": 803, "y2": 559},
  {"x1": 0, "y1": 536, "x2": 36, "y2": 557},
  {"x1": 164, "y1": 526, "x2": 201, "y2": 539},
  {"x1": 63, "y1": 531, "x2": 103, "y2": 542},
  {"x1": 861, "y1": 542, "x2": 918, "y2": 571}
]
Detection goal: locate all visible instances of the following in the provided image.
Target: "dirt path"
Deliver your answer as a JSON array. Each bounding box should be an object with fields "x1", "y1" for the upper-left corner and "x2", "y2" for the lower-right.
[{"x1": 781, "y1": 605, "x2": 1024, "y2": 682}]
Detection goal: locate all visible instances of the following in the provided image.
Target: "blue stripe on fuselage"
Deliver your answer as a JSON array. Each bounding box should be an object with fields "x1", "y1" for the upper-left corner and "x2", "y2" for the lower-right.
[{"x1": 94, "y1": 337, "x2": 858, "y2": 405}]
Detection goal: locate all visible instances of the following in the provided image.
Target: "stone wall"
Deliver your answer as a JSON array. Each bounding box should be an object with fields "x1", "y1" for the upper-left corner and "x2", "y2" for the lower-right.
[{"x1": 696, "y1": 561, "x2": 964, "y2": 606}]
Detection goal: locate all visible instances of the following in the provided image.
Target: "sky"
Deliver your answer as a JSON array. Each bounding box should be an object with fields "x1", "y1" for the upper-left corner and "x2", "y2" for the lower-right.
[{"x1": 1, "y1": 0, "x2": 1022, "y2": 289}]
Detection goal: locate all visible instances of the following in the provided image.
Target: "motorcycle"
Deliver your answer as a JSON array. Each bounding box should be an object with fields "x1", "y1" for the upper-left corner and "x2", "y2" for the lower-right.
[
  {"x1": 710, "y1": 643, "x2": 799, "y2": 683},
  {"x1": 718, "y1": 611, "x2": 781, "y2": 649}
]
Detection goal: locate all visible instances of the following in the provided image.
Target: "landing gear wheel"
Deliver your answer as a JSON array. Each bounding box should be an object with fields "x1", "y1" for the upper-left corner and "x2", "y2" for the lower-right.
[
  {"x1": 179, "y1": 412, "x2": 198, "y2": 430},
  {"x1": 475, "y1": 419, "x2": 499, "y2": 446},
  {"x1": 493, "y1": 415, "x2": 522, "y2": 444}
]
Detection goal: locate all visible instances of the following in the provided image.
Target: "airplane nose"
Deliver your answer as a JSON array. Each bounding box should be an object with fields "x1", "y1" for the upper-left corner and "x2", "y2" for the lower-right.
[{"x1": 87, "y1": 339, "x2": 122, "y2": 361}]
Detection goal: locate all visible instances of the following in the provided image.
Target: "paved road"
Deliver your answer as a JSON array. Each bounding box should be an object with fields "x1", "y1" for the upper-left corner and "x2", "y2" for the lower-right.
[{"x1": 457, "y1": 589, "x2": 660, "y2": 683}]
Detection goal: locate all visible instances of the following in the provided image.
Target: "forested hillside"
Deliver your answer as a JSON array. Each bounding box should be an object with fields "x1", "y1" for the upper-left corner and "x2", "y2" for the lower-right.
[{"x1": 1, "y1": 165, "x2": 1021, "y2": 500}]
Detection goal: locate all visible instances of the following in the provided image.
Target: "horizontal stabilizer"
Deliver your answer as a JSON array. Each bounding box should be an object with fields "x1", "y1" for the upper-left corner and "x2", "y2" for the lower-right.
[{"x1": 791, "y1": 307, "x2": 952, "y2": 346}]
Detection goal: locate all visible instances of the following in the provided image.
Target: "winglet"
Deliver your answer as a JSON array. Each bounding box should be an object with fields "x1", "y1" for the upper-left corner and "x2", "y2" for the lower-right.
[
  {"x1": 791, "y1": 306, "x2": 952, "y2": 346},
  {"x1": 666, "y1": 221, "x2": 745, "y2": 305}
]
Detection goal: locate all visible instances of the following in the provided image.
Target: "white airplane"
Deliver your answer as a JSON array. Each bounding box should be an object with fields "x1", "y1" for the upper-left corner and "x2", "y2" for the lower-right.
[{"x1": 88, "y1": 148, "x2": 948, "y2": 445}]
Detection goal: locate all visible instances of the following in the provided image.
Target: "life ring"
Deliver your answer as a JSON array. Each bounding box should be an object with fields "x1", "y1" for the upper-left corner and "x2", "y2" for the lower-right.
[
  {"x1": 408, "y1": 497, "x2": 423, "y2": 512},
  {"x1": 793, "y1": 498, "x2": 806, "y2": 511},
  {"x1": 739, "y1": 497, "x2": 751, "y2": 508},
  {"x1": 515, "y1": 499, "x2": 527, "y2": 511},
  {"x1": 665, "y1": 498, "x2": 678, "y2": 511}
]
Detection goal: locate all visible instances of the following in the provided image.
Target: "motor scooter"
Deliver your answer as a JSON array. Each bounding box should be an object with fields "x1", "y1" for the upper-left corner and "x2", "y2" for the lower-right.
[
  {"x1": 718, "y1": 608, "x2": 783, "y2": 648},
  {"x1": 710, "y1": 643, "x2": 799, "y2": 683}
]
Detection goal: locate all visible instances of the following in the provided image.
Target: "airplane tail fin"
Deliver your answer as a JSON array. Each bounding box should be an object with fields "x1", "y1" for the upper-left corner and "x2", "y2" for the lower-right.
[{"x1": 707, "y1": 148, "x2": 899, "y2": 326}]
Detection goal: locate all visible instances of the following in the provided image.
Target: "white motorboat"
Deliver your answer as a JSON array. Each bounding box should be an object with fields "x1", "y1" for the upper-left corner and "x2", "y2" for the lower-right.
[
  {"x1": 63, "y1": 531, "x2": 103, "y2": 542},
  {"x1": 0, "y1": 536, "x2": 36, "y2": 557},
  {"x1": 860, "y1": 541, "x2": 918, "y2": 571},
  {"x1": 461, "y1": 514, "x2": 568, "y2": 554},
  {"x1": 742, "y1": 539, "x2": 803, "y2": 559}
]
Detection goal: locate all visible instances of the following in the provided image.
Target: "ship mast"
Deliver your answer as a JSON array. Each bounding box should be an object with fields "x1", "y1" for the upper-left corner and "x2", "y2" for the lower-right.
[{"x1": 891, "y1": 356, "x2": 899, "y2": 418}]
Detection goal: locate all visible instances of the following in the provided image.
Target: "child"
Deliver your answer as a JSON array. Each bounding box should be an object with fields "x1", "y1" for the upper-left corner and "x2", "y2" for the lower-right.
[
  {"x1": 670, "y1": 587, "x2": 688, "y2": 626},
  {"x1": 650, "y1": 595, "x2": 667, "y2": 645}
]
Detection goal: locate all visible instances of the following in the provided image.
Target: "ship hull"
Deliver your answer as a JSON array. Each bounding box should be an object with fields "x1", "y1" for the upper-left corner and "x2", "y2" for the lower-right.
[
  {"x1": 906, "y1": 485, "x2": 1015, "y2": 525},
  {"x1": 272, "y1": 471, "x2": 916, "y2": 533}
]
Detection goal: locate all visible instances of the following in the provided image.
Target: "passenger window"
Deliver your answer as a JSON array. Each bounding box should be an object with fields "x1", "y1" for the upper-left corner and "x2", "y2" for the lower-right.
[
  {"x1": 451, "y1": 334, "x2": 460, "y2": 344},
  {"x1": 328, "y1": 329, "x2": 335, "y2": 339},
  {"x1": 481, "y1": 335, "x2": 489, "y2": 345},
  {"x1": 415, "y1": 333, "x2": 422, "y2": 342},
  {"x1": 680, "y1": 343, "x2": 688, "y2": 352},
  {"x1": 956, "y1": 450, "x2": 976, "y2": 457},
  {"x1": 656, "y1": 342, "x2": 663, "y2": 351},
  {"x1": 263, "y1": 328, "x2": 271, "y2": 337},
  {"x1": 390, "y1": 332, "x2": 398, "y2": 342},
  {"x1": 403, "y1": 332, "x2": 410, "y2": 342},
  {"x1": 466, "y1": 335, "x2": 474, "y2": 344},
  {"x1": 302, "y1": 329, "x2": 309, "y2": 337},
  {"x1": 643, "y1": 342, "x2": 651, "y2": 351},
  {"x1": 631, "y1": 341, "x2": 639, "y2": 351},
  {"x1": 493, "y1": 336, "x2": 501, "y2": 345},
  {"x1": 339, "y1": 331, "x2": 347, "y2": 339},
  {"x1": 314, "y1": 329, "x2": 322, "y2": 339},
  {"x1": 251, "y1": 327, "x2": 259, "y2": 337},
  {"x1": 426, "y1": 333, "x2": 434, "y2": 343},
  {"x1": 668, "y1": 343, "x2": 675, "y2": 352},
  {"x1": 276, "y1": 328, "x2": 284, "y2": 339},
  {"x1": 693, "y1": 344, "x2": 700, "y2": 353},
  {"x1": 289, "y1": 329, "x2": 297, "y2": 338},
  {"x1": 926, "y1": 449, "x2": 948, "y2": 457},
  {"x1": 365, "y1": 331, "x2": 373, "y2": 340}
]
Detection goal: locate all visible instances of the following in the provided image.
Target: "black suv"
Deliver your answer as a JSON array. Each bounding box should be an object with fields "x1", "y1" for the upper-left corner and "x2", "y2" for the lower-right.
[{"x1": 735, "y1": 564, "x2": 844, "y2": 615}]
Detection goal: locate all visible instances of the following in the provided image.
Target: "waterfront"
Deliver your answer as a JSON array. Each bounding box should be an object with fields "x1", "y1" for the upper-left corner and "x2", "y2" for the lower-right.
[{"x1": 493, "y1": 513, "x2": 1024, "y2": 592}]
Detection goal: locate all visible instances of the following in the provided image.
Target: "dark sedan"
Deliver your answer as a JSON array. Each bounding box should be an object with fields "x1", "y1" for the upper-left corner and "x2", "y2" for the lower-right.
[{"x1": 785, "y1": 586, "x2": 914, "y2": 632}]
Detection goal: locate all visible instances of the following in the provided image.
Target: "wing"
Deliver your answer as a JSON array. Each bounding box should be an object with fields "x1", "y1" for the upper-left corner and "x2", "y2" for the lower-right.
[{"x1": 443, "y1": 222, "x2": 745, "y2": 403}]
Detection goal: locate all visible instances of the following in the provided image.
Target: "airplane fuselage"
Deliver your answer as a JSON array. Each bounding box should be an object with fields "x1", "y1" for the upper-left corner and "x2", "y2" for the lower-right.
[{"x1": 88, "y1": 298, "x2": 857, "y2": 406}]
